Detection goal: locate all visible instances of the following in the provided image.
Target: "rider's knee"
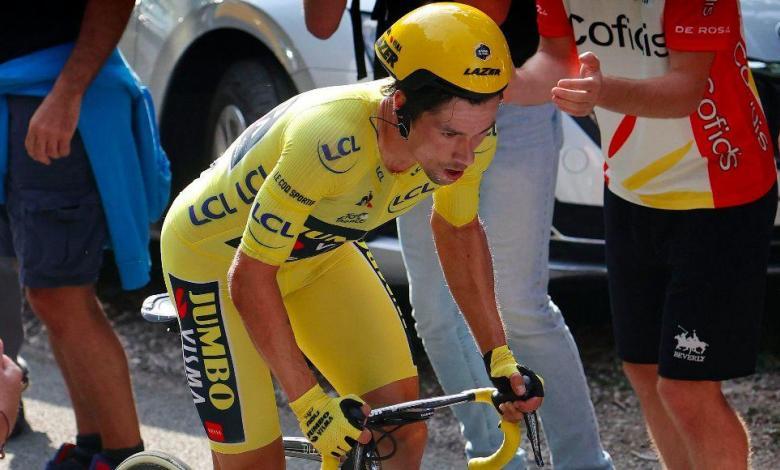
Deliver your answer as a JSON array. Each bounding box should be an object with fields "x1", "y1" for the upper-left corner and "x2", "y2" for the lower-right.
[
  {"x1": 213, "y1": 437, "x2": 285, "y2": 470},
  {"x1": 393, "y1": 420, "x2": 428, "y2": 448}
]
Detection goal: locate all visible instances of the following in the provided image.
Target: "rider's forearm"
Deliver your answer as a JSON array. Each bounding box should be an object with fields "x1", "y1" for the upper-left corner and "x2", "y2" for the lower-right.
[
  {"x1": 228, "y1": 251, "x2": 317, "y2": 401},
  {"x1": 52, "y1": 0, "x2": 135, "y2": 98},
  {"x1": 431, "y1": 212, "x2": 507, "y2": 354}
]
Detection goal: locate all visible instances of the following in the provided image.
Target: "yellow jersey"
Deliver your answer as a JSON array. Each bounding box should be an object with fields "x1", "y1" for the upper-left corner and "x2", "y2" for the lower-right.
[{"x1": 164, "y1": 80, "x2": 497, "y2": 265}]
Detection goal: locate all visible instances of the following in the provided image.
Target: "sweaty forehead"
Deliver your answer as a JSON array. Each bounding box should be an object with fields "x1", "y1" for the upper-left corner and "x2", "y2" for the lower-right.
[{"x1": 431, "y1": 97, "x2": 499, "y2": 131}]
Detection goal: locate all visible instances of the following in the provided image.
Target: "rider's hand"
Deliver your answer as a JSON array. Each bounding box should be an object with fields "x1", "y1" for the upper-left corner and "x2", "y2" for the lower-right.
[
  {"x1": 483, "y1": 345, "x2": 544, "y2": 423},
  {"x1": 290, "y1": 385, "x2": 372, "y2": 459},
  {"x1": 551, "y1": 51, "x2": 603, "y2": 117}
]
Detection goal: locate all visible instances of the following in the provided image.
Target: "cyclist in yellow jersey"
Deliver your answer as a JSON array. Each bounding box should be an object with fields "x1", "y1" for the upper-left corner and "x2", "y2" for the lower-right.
[{"x1": 160, "y1": 4, "x2": 544, "y2": 468}]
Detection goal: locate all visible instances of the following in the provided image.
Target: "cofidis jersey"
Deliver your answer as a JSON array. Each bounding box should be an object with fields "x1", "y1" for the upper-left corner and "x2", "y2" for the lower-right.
[
  {"x1": 537, "y1": 0, "x2": 776, "y2": 209},
  {"x1": 164, "y1": 80, "x2": 496, "y2": 265}
]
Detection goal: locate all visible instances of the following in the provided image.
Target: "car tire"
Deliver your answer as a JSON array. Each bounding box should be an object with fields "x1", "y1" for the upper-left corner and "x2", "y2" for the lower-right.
[{"x1": 206, "y1": 59, "x2": 293, "y2": 161}]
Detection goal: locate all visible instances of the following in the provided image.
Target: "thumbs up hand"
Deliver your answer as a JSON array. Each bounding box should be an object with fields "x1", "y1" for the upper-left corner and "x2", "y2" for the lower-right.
[{"x1": 551, "y1": 52, "x2": 603, "y2": 116}]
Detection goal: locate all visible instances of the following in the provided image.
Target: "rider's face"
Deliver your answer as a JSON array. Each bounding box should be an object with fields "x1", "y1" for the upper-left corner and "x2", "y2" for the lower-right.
[{"x1": 408, "y1": 96, "x2": 500, "y2": 185}]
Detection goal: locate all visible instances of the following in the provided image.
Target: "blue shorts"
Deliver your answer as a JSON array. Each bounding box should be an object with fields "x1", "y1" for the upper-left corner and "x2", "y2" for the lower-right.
[{"x1": 0, "y1": 95, "x2": 108, "y2": 288}]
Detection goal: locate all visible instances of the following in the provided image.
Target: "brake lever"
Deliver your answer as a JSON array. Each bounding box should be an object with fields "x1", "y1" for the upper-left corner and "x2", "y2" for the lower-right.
[{"x1": 524, "y1": 411, "x2": 544, "y2": 467}]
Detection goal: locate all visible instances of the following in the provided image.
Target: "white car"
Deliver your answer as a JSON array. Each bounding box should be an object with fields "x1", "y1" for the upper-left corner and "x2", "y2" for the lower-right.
[
  {"x1": 119, "y1": 0, "x2": 410, "y2": 282},
  {"x1": 120, "y1": 0, "x2": 780, "y2": 284}
]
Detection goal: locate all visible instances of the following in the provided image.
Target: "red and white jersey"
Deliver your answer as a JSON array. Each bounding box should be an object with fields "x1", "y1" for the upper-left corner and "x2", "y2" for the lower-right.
[{"x1": 537, "y1": 0, "x2": 776, "y2": 209}]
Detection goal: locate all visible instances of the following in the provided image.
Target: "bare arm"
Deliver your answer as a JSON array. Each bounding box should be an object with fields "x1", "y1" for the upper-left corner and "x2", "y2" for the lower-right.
[
  {"x1": 503, "y1": 35, "x2": 580, "y2": 106},
  {"x1": 430, "y1": 214, "x2": 505, "y2": 354},
  {"x1": 552, "y1": 49, "x2": 715, "y2": 118},
  {"x1": 228, "y1": 251, "x2": 316, "y2": 401},
  {"x1": 25, "y1": 0, "x2": 135, "y2": 164},
  {"x1": 431, "y1": 213, "x2": 541, "y2": 418},
  {"x1": 304, "y1": 0, "x2": 347, "y2": 40}
]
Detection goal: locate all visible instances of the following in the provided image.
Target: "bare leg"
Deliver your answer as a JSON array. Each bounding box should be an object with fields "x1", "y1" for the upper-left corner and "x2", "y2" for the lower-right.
[
  {"x1": 50, "y1": 343, "x2": 99, "y2": 435},
  {"x1": 27, "y1": 285, "x2": 141, "y2": 449},
  {"x1": 623, "y1": 362, "x2": 690, "y2": 469},
  {"x1": 212, "y1": 437, "x2": 284, "y2": 470},
  {"x1": 362, "y1": 376, "x2": 427, "y2": 469},
  {"x1": 658, "y1": 378, "x2": 749, "y2": 470}
]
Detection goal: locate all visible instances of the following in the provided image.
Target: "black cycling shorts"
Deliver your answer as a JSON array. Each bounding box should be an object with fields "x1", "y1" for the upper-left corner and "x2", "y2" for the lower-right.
[{"x1": 604, "y1": 184, "x2": 777, "y2": 381}]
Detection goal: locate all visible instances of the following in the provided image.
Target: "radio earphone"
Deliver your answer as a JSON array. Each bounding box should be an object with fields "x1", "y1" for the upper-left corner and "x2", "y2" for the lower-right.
[{"x1": 394, "y1": 107, "x2": 411, "y2": 140}]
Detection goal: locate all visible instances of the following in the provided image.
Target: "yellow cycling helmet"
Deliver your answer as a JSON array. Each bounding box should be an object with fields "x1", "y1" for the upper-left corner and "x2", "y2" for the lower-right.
[{"x1": 374, "y1": 2, "x2": 513, "y2": 99}]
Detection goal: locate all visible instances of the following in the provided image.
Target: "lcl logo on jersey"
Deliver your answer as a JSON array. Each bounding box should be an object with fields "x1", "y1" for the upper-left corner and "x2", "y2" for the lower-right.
[
  {"x1": 318, "y1": 136, "x2": 361, "y2": 174},
  {"x1": 254, "y1": 212, "x2": 294, "y2": 238},
  {"x1": 248, "y1": 204, "x2": 295, "y2": 249},
  {"x1": 387, "y1": 182, "x2": 435, "y2": 214}
]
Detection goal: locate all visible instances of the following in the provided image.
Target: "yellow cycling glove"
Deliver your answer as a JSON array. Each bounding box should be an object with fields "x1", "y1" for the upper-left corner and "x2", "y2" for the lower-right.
[
  {"x1": 290, "y1": 385, "x2": 367, "y2": 458},
  {"x1": 483, "y1": 345, "x2": 545, "y2": 408}
]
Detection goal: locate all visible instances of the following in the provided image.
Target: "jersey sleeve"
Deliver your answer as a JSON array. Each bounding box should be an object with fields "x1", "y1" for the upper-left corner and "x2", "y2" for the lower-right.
[
  {"x1": 663, "y1": 0, "x2": 739, "y2": 51},
  {"x1": 239, "y1": 105, "x2": 363, "y2": 265},
  {"x1": 432, "y1": 130, "x2": 497, "y2": 227},
  {"x1": 536, "y1": 0, "x2": 573, "y2": 38}
]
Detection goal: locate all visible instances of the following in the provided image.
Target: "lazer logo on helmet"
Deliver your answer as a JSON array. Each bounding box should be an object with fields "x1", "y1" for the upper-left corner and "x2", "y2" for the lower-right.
[
  {"x1": 318, "y1": 136, "x2": 361, "y2": 174},
  {"x1": 377, "y1": 37, "x2": 399, "y2": 68},
  {"x1": 464, "y1": 67, "x2": 501, "y2": 76},
  {"x1": 475, "y1": 44, "x2": 491, "y2": 61},
  {"x1": 170, "y1": 275, "x2": 244, "y2": 444}
]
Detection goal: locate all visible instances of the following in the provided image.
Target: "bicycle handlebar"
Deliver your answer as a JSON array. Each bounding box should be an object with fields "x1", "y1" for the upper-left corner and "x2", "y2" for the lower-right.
[
  {"x1": 320, "y1": 387, "x2": 531, "y2": 470},
  {"x1": 466, "y1": 388, "x2": 523, "y2": 469}
]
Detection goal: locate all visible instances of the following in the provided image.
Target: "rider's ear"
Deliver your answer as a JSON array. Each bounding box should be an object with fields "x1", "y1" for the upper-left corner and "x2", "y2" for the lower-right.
[{"x1": 392, "y1": 90, "x2": 407, "y2": 110}]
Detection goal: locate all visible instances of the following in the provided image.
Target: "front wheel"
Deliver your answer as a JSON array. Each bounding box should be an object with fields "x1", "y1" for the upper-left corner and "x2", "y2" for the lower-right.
[{"x1": 115, "y1": 450, "x2": 192, "y2": 470}]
